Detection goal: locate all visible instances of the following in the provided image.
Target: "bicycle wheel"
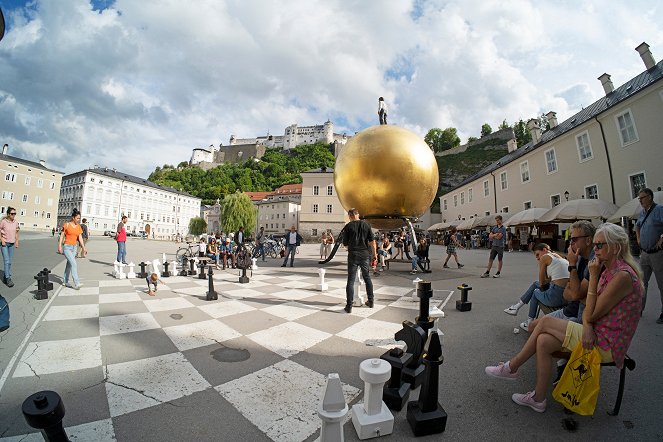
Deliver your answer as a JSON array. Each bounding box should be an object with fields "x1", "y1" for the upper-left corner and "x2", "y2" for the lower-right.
[
  {"x1": 175, "y1": 247, "x2": 190, "y2": 262},
  {"x1": 268, "y1": 247, "x2": 278, "y2": 259}
]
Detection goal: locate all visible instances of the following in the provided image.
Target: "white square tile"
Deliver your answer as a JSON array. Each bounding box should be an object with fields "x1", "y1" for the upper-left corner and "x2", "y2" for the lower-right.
[
  {"x1": 247, "y1": 273, "x2": 274, "y2": 281},
  {"x1": 278, "y1": 274, "x2": 310, "y2": 281},
  {"x1": 105, "y1": 352, "x2": 210, "y2": 417},
  {"x1": 13, "y1": 337, "x2": 101, "y2": 377},
  {"x1": 196, "y1": 300, "x2": 256, "y2": 318},
  {"x1": 43, "y1": 304, "x2": 99, "y2": 321},
  {"x1": 324, "y1": 303, "x2": 386, "y2": 318},
  {"x1": 268, "y1": 289, "x2": 316, "y2": 301},
  {"x1": 99, "y1": 313, "x2": 160, "y2": 336},
  {"x1": 276, "y1": 280, "x2": 311, "y2": 289},
  {"x1": 173, "y1": 286, "x2": 208, "y2": 296},
  {"x1": 260, "y1": 302, "x2": 320, "y2": 321},
  {"x1": 247, "y1": 322, "x2": 331, "y2": 358},
  {"x1": 99, "y1": 292, "x2": 142, "y2": 303},
  {"x1": 374, "y1": 286, "x2": 415, "y2": 296},
  {"x1": 163, "y1": 319, "x2": 242, "y2": 351},
  {"x1": 325, "y1": 279, "x2": 348, "y2": 288},
  {"x1": 224, "y1": 288, "x2": 268, "y2": 299},
  {"x1": 215, "y1": 359, "x2": 360, "y2": 442},
  {"x1": 143, "y1": 297, "x2": 195, "y2": 312},
  {"x1": 99, "y1": 280, "x2": 135, "y2": 287},
  {"x1": 59, "y1": 286, "x2": 99, "y2": 297},
  {"x1": 336, "y1": 318, "x2": 403, "y2": 349}
]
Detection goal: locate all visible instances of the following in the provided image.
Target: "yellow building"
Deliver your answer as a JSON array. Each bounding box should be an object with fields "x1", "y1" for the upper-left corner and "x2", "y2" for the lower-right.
[{"x1": 299, "y1": 167, "x2": 348, "y2": 241}]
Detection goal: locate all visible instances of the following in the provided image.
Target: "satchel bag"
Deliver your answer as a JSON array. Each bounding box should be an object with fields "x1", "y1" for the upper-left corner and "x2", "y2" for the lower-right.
[
  {"x1": 0, "y1": 295, "x2": 9, "y2": 332},
  {"x1": 552, "y1": 342, "x2": 601, "y2": 415}
]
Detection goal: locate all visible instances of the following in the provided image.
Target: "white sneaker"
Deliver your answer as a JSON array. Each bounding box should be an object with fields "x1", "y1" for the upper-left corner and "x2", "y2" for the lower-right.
[
  {"x1": 504, "y1": 304, "x2": 520, "y2": 316},
  {"x1": 520, "y1": 320, "x2": 531, "y2": 332},
  {"x1": 493, "y1": 272, "x2": 501, "y2": 278},
  {"x1": 73, "y1": 283, "x2": 84, "y2": 290}
]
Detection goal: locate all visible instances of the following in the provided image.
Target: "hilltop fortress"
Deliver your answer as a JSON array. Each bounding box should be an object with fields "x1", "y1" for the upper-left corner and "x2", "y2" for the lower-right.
[{"x1": 190, "y1": 120, "x2": 350, "y2": 169}]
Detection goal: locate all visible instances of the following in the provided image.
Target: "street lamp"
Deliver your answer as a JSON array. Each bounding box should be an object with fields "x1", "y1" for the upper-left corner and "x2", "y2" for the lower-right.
[{"x1": 564, "y1": 190, "x2": 569, "y2": 201}]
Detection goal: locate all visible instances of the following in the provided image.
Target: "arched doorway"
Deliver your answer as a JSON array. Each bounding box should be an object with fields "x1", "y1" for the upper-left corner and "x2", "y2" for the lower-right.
[{"x1": 145, "y1": 224, "x2": 151, "y2": 236}]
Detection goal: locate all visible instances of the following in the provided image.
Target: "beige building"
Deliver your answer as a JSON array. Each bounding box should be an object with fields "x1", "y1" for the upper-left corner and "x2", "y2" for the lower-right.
[
  {"x1": 255, "y1": 197, "x2": 300, "y2": 235},
  {"x1": 1, "y1": 144, "x2": 63, "y2": 231},
  {"x1": 440, "y1": 43, "x2": 663, "y2": 226},
  {"x1": 299, "y1": 167, "x2": 349, "y2": 241}
]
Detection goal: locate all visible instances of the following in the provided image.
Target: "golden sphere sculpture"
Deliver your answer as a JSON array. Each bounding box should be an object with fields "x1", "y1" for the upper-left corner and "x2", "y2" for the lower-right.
[{"x1": 334, "y1": 125, "x2": 439, "y2": 230}]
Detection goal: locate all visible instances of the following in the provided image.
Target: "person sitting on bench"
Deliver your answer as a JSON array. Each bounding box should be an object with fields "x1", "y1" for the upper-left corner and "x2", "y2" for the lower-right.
[
  {"x1": 221, "y1": 237, "x2": 235, "y2": 269},
  {"x1": 410, "y1": 238, "x2": 429, "y2": 274},
  {"x1": 206, "y1": 238, "x2": 221, "y2": 269},
  {"x1": 485, "y1": 223, "x2": 644, "y2": 413},
  {"x1": 378, "y1": 236, "x2": 392, "y2": 270}
]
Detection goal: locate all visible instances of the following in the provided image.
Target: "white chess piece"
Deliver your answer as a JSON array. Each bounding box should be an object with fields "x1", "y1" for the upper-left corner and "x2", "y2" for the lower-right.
[
  {"x1": 117, "y1": 262, "x2": 126, "y2": 279},
  {"x1": 317, "y1": 268, "x2": 328, "y2": 291},
  {"x1": 354, "y1": 272, "x2": 366, "y2": 307},
  {"x1": 429, "y1": 306, "x2": 445, "y2": 333},
  {"x1": 151, "y1": 259, "x2": 161, "y2": 276},
  {"x1": 112, "y1": 261, "x2": 120, "y2": 278},
  {"x1": 127, "y1": 262, "x2": 136, "y2": 279},
  {"x1": 410, "y1": 277, "x2": 422, "y2": 302},
  {"x1": 351, "y1": 359, "x2": 394, "y2": 439},
  {"x1": 252, "y1": 257, "x2": 258, "y2": 270},
  {"x1": 318, "y1": 373, "x2": 348, "y2": 442},
  {"x1": 162, "y1": 253, "x2": 167, "y2": 266},
  {"x1": 171, "y1": 260, "x2": 178, "y2": 276}
]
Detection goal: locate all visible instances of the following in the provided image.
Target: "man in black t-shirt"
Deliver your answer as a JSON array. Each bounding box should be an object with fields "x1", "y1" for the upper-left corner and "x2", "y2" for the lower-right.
[{"x1": 342, "y1": 208, "x2": 377, "y2": 313}]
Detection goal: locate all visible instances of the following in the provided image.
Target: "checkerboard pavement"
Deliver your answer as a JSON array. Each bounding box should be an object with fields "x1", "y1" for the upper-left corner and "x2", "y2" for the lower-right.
[{"x1": 0, "y1": 265, "x2": 452, "y2": 442}]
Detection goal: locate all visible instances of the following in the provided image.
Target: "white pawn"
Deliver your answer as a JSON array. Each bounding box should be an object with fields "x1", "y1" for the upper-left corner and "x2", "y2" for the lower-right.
[
  {"x1": 112, "y1": 261, "x2": 120, "y2": 278},
  {"x1": 318, "y1": 373, "x2": 348, "y2": 442},
  {"x1": 410, "y1": 277, "x2": 422, "y2": 302},
  {"x1": 354, "y1": 272, "x2": 366, "y2": 307},
  {"x1": 317, "y1": 268, "x2": 328, "y2": 291},
  {"x1": 171, "y1": 260, "x2": 178, "y2": 276},
  {"x1": 117, "y1": 262, "x2": 126, "y2": 279},
  {"x1": 127, "y1": 262, "x2": 136, "y2": 279},
  {"x1": 252, "y1": 257, "x2": 258, "y2": 270},
  {"x1": 351, "y1": 359, "x2": 393, "y2": 439},
  {"x1": 151, "y1": 259, "x2": 161, "y2": 276}
]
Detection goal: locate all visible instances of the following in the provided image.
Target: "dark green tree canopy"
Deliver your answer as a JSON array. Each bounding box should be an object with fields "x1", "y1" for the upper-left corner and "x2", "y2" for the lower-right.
[
  {"x1": 513, "y1": 119, "x2": 532, "y2": 147},
  {"x1": 498, "y1": 119, "x2": 510, "y2": 130},
  {"x1": 424, "y1": 127, "x2": 461, "y2": 153},
  {"x1": 188, "y1": 217, "x2": 207, "y2": 235},
  {"x1": 480, "y1": 123, "x2": 492, "y2": 137}
]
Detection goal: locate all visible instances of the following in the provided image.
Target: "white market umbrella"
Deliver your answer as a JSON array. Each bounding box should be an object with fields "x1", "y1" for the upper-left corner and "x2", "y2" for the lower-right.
[
  {"x1": 427, "y1": 220, "x2": 461, "y2": 231},
  {"x1": 476, "y1": 213, "x2": 512, "y2": 228},
  {"x1": 538, "y1": 199, "x2": 619, "y2": 223},
  {"x1": 456, "y1": 218, "x2": 476, "y2": 231},
  {"x1": 607, "y1": 191, "x2": 663, "y2": 223},
  {"x1": 504, "y1": 208, "x2": 549, "y2": 227}
]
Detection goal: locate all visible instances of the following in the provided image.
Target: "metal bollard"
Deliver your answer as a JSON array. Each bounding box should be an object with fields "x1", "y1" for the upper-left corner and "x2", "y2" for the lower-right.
[
  {"x1": 455, "y1": 284, "x2": 472, "y2": 312},
  {"x1": 22, "y1": 391, "x2": 70, "y2": 442}
]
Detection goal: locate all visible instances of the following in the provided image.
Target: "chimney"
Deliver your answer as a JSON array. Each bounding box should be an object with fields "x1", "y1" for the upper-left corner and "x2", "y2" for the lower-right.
[
  {"x1": 2, "y1": 144, "x2": 7, "y2": 155},
  {"x1": 545, "y1": 111, "x2": 558, "y2": 128},
  {"x1": 635, "y1": 42, "x2": 656, "y2": 70},
  {"x1": 39, "y1": 159, "x2": 45, "y2": 167},
  {"x1": 507, "y1": 138, "x2": 517, "y2": 153},
  {"x1": 527, "y1": 118, "x2": 542, "y2": 144},
  {"x1": 598, "y1": 73, "x2": 614, "y2": 95}
]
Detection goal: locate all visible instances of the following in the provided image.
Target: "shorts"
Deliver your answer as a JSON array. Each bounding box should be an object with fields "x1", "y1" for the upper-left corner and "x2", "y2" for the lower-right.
[
  {"x1": 446, "y1": 244, "x2": 456, "y2": 254},
  {"x1": 489, "y1": 246, "x2": 504, "y2": 261},
  {"x1": 562, "y1": 321, "x2": 613, "y2": 363}
]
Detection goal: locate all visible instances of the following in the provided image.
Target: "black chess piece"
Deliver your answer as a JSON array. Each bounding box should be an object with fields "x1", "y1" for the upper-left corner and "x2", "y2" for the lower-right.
[
  {"x1": 179, "y1": 257, "x2": 189, "y2": 277},
  {"x1": 41, "y1": 268, "x2": 54, "y2": 291},
  {"x1": 206, "y1": 265, "x2": 218, "y2": 301},
  {"x1": 198, "y1": 261, "x2": 207, "y2": 279},
  {"x1": 381, "y1": 347, "x2": 413, "y2": 411},
  {"x1": 396, "y1": 320, "x2": 427, "y2": 389},
  {"x1": 138, "y1": 262, "x2": 149, "y2": 279},
  {"x1": 188, "y1": 258, "x2": 197, "y2": 276},
  {"x1": 416, "y1": 280, "x2": 435, "y2": 332},
  {"x1": 161, "y1": 261, "x2": 171, "y2": 278},
  {"x1": 456, "y1": 283, "x2": 472, "y2": 311},
  {"x1": 34, "y1": 271, "x2": 48, "y2": 300},
  {"x1": 22, "y1": 391, "x2": 70, "y2": 442},
  {"x1": 407, "y1": 331, "x2": 447, "y2": 436}
]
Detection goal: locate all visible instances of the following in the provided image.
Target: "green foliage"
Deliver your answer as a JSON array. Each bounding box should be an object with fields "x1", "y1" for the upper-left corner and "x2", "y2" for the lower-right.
[
  {"x1": 147, "y1": 143, "x2": 335, "y2": 205},
  {"x1": 498, "y1": 119, "x2": 510, "y2": 130},
  {"x1": 467, "y1": 136, "x2": 478, "y2": 143},
  {"x1": 424, "y1": 127, "x2": 461, "y2": 153},
  {"x1": 188, "y1": 217, "x2": 207, "y2": 235},
  {"x1": 221, "y1": 193, "x2": 257, "y2": 235},
  {"x1": 513, "y1": 119, "x2": 532, "y2": 147},
  {"x1": 177, "y1": 161, "x2": 189, "y2": 168},
  {"x1": 481, "y1": 123, "x2": 493, "y2": 137}
]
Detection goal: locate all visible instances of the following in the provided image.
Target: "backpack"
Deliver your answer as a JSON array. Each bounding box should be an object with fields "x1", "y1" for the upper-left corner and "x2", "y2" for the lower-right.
[
  {"x1": 0, "y1": 295, "x2": 9, "y2": 332},
  {"x1": 444, "y1": 233, "x2": 451, "y2": 246}
]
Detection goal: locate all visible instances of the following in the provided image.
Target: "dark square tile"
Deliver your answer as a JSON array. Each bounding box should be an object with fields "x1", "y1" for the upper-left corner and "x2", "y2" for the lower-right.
[
  {"x1": 100, "y1": 329, "x2": 179, "y2": 364},
  {"x1": 99, "y1": 301, "x2": 149, "y2": 317},
  {"x1": 218, "y1": 310, "x2": 286, "y2": 335}
]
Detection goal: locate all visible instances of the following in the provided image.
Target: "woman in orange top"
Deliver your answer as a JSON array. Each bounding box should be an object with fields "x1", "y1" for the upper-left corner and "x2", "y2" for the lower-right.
[{"x1": 57, "y1": 209, "x2": 87, "y2": 290}]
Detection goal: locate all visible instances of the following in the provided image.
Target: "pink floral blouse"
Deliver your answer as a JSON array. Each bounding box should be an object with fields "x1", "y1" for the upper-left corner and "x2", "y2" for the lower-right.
[{"x1": 594, "y1": 259, "x2": 643, "y2": 369}]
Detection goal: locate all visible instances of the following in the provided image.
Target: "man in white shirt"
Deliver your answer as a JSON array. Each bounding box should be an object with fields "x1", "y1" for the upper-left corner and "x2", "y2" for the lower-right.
[{"x1": 281, "y1": 226, "x2": 303, "y2": 267}]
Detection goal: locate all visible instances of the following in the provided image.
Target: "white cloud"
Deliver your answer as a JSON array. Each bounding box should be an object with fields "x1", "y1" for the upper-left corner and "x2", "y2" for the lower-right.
[{"x1": 0, "y1": 0, "x2": 661, "y2": 177}]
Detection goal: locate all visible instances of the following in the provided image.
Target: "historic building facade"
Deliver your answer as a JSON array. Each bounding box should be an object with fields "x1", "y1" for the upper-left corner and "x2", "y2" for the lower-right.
[{"x1": 299, "y1": 167, "x2": 348, "y2": 241}]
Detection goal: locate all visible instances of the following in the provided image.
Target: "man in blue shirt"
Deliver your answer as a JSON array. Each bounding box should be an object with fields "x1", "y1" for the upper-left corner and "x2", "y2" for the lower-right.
[
  {"x1": 634, "y1": 188, "x2": 663, "y2": 324},
  {"x1": 481, "y1": 215, "x2": 507, "y2": 278}
]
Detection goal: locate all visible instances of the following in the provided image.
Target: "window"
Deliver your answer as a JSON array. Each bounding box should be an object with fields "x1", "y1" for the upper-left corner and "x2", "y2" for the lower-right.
[
  {"x1": 47, "y1": 198, "x2": 53, "y2": 206},
  {"x1": 483, "y1": 180, "x2": 489, "y2": 197},
  {"x1": 460, "y1": 192, "x2": 465, "y2": 205},
  {"x1": 327, "y1": 185, "x2": 333, "y2": 196},
  {"x1": 585, "y1": 184, "x2": 599, "y2": 200},
  {"x1": 313, "y1": 204, "x2": 319, "y2": 213},
  {"x1": 443, "y1": 199, "x2": 447, "y2": 210},
  {"x1": 629, "y1": 172, "x2": 646, "y2": 198},
  {"x1": 46, "y1": 212, "x2": 51, "y2": 219},
  {"x1": 312, "y1": 229, "x2": 318, "y2": 236},
  {"x1": 20, "y1": 209, "x2": 25, "y2": 216},
  {"x1": 502, "y1": 207, "x2": 509, "y2": 213},
  {"x1": 453, "y1": 195, "x2": 458, "y2": 207},
  {"x1": 25, "y1": 176, "x2": 31, "y2": 185},
  {"x1": 500, "y1": 171, "x2": 508, "y2": 190},
  {"x1": 33, "y1": 211, "x2": 39, "y2": 217},
  {"x1": 50, "y1": 181, "x2": 55, "y2": 190},
  {"x1": 615, "y1": 109, "x2": 638, "y2": 146},
  {"x1": 313, "y1": 185, "x2": 319, "y2": 196},
  {"x1": 520, "y1": 161, "x2": 530, "y2": 183},
  {"x1": 523, "y1": 201, "x2": 532, "y2": 210},
  {"x1": 576, "y1": 131, "x2": 593, "y2": 162},
  {"x1": 551, "y1": 194, "x2": 561, "y2": 207},
  {"x1": 545, "y1": 148, "x2": 558, "y2": 174},
  {"x1": 326, "y1": 204, "x2": 333, "y2": 213},
  {"x1": 37, "y1": 178, "x2": 43, "y2": 188},
  {"x1": 468, "y1": 188, "x2": 473, "y2": 203},
  {"x1": 22, "y1": 194, "x2": 28, "y2": 202},
  {"x1": 35, "y1": 196, "x2": 41, "y2": 204},
  {"x1": 5, "y1": 173, "x2": 16, "y2": 182},
  {"x1": 2, "y1": 191, "x2": 14, "y2": 200}
]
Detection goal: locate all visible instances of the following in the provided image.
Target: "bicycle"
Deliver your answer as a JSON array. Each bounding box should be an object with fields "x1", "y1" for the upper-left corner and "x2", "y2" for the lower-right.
[{"x1": 175, "y1": 241, "x2": 198, "y2": 262}]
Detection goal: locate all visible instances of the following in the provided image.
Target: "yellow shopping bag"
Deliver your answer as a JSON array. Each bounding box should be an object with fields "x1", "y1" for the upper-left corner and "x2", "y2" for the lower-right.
[{"x1": 552, "y1": 343, "x2": 601, "y2": 415}]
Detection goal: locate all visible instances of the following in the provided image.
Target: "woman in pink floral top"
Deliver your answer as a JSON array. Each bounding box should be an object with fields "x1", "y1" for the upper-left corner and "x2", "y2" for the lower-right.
[{"x1": 484, "y1": 223, "x2": 643, "y2": 413}]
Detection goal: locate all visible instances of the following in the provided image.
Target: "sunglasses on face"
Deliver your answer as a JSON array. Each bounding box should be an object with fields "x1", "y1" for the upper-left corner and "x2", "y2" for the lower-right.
[
  {"x1": 570, "y1": 235, "x2": 589, "y2": 243},
  {"x1": 593, "y1": 242, "x2": 608, "y2": 250},
  {"x1": 9, "y1": 212, "x2": 16, "y2": 215}
]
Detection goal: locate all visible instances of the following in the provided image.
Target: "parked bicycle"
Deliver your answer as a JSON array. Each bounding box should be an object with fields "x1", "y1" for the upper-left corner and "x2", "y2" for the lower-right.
[{"x1": 175, "y1": 241, "x2": 198, "y2": 262}]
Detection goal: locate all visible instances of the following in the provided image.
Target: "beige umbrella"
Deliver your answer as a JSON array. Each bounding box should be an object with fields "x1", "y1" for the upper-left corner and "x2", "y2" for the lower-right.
[
  {"x1": 538, "y1": 199, "x2": 619, "y2": 223},
  {"x1": 504, "y1": 208, "x2": 549, "y2": 227},
  {"x1": 427, "y1": 220, "x2": 461, "y2": 231},
  {"x1": 477, "y1": 213, "x2": 512, "y2": 228},
  {"x1": 607, "y1": 191, "x2": 663, "y2": 223},
  {"x1": 456, "y1": 218, "x2": 476, "y2": 230}
]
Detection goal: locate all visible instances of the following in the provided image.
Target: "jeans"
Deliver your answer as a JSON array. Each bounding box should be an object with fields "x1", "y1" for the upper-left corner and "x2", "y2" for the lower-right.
[
  {"x1": 640, "y1": 250, "x2": 663, "y2": 313},
  {"x1": 207, "y1": 252, "x2": 220, "y2": 264},
  {"x1": 378, "y1": 249, "x2": 390, "y2": 267},
  {"x1": 283, "y1": 245, "x2": 297, "y2": 266},
  {"x1": 411, "y1": 255, "x2": 419, "y2": 270},
  {"x1": 117, "y1": 241, "x2": 126, "y2": 263},
  {"x1": 1, "y1": 243, "x2": 15, "y2": 280},
  {"x1": 548, "y1": 307, "x2": 582, "y2": 324},
  {"x1": 63, "y1": 244, "x2": 80, "y2": 286},
  {"x1": 519, "y1": 280, "x2": 567, "y2": 319},
  {"x1": 253, "y1": 244, "x2": 265, "y2": 261},
  {"x1": 346, "y1": 253, "x2": 374, "y2": 305}
]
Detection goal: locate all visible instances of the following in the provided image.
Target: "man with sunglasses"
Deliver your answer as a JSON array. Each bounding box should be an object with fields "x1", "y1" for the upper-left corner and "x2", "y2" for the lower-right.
[{"x1": 635, "y1": 187, "x2": 663, "y2": 324}]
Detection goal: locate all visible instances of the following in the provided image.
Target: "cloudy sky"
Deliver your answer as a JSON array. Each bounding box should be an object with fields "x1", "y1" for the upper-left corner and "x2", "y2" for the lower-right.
[{"x1": 1, "y1": 0, "x2": 661, "y2": 178}]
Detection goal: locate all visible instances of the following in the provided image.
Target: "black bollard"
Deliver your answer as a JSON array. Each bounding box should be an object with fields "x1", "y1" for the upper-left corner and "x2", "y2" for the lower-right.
[
  {"x1": 455, "y1": 283, "x2": 472, "y2": 312},
  {"x1": 416, "y1": 280, "x2": 435, "y2": 333},
  {"x1": 188, "y1": 258, "x2": 197, "y2": 276},
  {"x1": 238, "y1": 267, "x2": 249, "y2": 284},
  {"x1": 381, "y1": 347, "x2": 413, "y2": 411},
  {"x1": 397, "y1": 320, "x2": 427, "y2": 389},
  {"x1": 41, "y1": 268, "x2": 54, "y2": 291},
  {"x1": 406, "y1": 331, "x2": 447, "y2": 436},
  {"x1": 198, "y1": 261, "x2": 207, "y2": 280},
  {"x1": 22, "y1": 391, "x2": 70, "y2": 442},
  {"x1": 34, "y1": 271, "x2": 48, "y2": 300},
  {"x1": 137, "y1": 262, "x2": 149, "y2": 279},
  {"x1": 161, "y1": 261, "x2": 170, "y2": 278},
  {"x1": 179, "y1": 257, "x2": 189, "y2": 277},
  {"x1": 206, "y1": 266, "x2": 218, "y2": 301}
]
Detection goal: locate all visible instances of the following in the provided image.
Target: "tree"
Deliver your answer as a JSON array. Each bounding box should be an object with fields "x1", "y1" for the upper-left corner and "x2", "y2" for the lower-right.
[
  {"x1": 480, "y1": 123, "x2": 492, "y2": 137},
  {"x1": 188, "y1": 217, "x2": 207, "y2": 235},
  {"x1": 424, "y1": 127, "x2": 461, "y2": 153},
  {"x1": 498, "y1": 119, "x2": 510, "y2": 130},
  {"x1": 221, "y1": 192, "x2": 257, "y2": 235},
  {"x1": 467, "y1": 136, "x2": 478, "y2": 143},
  {"x1": 513, "y1": 119, "x2": 532, "y2": 147}
]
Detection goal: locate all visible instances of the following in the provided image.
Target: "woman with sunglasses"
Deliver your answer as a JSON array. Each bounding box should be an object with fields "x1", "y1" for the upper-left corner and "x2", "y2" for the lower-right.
[
  {"x1": 57, "y1": 208, "x2": 87, "y2": 290},
  {"x1": 0, "y1": 207, "x2": 19, "y2": 287},
  {"x1": 485, "y1": 223, "x2": 643, "y2": 413}
]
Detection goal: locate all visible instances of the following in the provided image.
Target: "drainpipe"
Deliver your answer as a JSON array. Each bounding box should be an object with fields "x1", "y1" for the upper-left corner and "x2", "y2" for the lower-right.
[
  {"x1": 490, "y1": 171, "x2": 498, "y2": 213},
  {"x1": 594, "y1": 116, "x2": 616, "y2": 204}
]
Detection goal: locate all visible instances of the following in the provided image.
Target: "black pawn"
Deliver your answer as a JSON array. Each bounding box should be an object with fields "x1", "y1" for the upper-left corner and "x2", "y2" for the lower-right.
[
  {"x1": 188, "y1": 258, "x2": 197, "y2": 276},
  {"x1": 416, "y1": 280, "x2": 435, "y2": 332},
  {"x1": 42, "y1": 268, "x2": 54, "y2": 291},
  {"x1": 179, "y1": 257, "x2": 189, "y2": 277},
  {"x1": 22, "y1": 390, "x2": 70, "y2": 442},
  {"x1": 34, "y1": 271, "x2": 48, "y2": 300},
  {"x1": 407, "y1": 332, "x2": 447, "y2": 436},
  {"x1": 381, "y1": 347, "x2": 413, "y2": 411},
  {"x1": 138, "y1": 262, "x2": 149, "y2": 279},
  {"x1": 396, "y1": 320, "x2": 427, "y2": 389},
  {"x1": 161, "y1": 261, "x2": 170, "y2": 278},
  {"x1": 238, "y1": 267, "x2": 249, "y2": 284},
  {"x1": 198, "y1": 261, "x2": 207, "y2": 280},
  {"x1": 206, "y1": 266, "x2": 218, "y2": 301}
]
